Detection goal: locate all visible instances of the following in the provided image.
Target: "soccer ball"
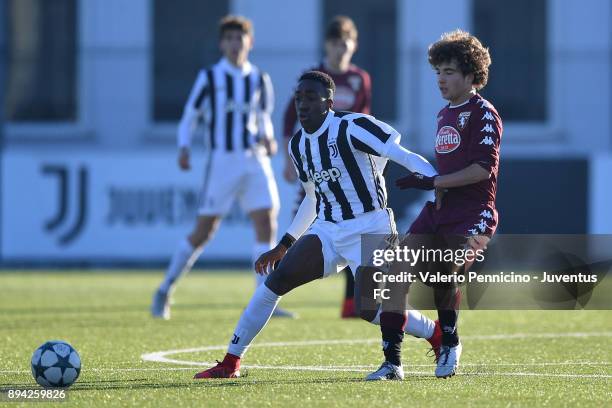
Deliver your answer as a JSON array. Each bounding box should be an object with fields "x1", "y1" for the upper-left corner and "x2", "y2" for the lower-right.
[{"x1": 31, "y1": 340, "x2": 81, "y2": 388}]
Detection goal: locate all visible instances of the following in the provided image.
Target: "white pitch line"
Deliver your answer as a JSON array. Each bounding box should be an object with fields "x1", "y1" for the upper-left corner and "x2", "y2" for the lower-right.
[
  {"x1": 136, "y1": 331, "x2": 612, "y2": 379},
  {"x1": 3, "y1": 333, "x2": 609, "y2": 379},
  {"x1": 468, "y1": 372, "x2": 612, "y2": 379},
  {"x1": 141, "y1": 331, "x2": 612, "y2": 366},
  {"x1": 462, "y1": 331, "x2": 612, "y2": 341}
]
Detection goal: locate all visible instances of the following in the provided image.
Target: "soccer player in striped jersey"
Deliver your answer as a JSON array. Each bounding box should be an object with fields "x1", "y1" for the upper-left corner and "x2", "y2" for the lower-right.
[
  {"x1": 369, "y1": 30, "x2": 502, "y2": 381},
  {"x1": 151, "y1": 15, "x2": 294, "y2": 319},
  {"x1": 282, "y1": 16, "x2": 372, "y2": 318},
  {"x1": 193, "y1": 71, "x2": 441, "y2": 379}
]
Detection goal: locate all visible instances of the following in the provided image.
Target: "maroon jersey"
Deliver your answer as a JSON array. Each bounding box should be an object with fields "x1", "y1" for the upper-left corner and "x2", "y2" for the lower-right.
[
  {"x1": 283, "y1": 63, "x2": 371, "y2": 138},
  {"x1": 434, "y1": 94, "x2": 503, "y2": 226}
]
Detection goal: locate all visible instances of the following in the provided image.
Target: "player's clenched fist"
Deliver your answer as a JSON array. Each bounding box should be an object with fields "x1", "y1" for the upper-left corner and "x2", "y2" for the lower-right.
[{"x1": 395, "y1": 172, "x2": 438, "y2": 190}]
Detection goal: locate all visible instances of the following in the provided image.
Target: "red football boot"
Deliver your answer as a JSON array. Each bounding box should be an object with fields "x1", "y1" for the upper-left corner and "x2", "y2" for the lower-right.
[
  {"x1": 194, "y1": 354, "x2": 241, "y2": 379},
  {"x1": 427, "y1": 320, "x2": 443, "y2": 361},
  {"x1": 341, "y1": 298, "x2": 358, "y2": 318}
]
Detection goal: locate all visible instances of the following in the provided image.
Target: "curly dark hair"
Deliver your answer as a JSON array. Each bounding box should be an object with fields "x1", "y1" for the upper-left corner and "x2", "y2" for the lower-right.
[
  {"x1": 428, "y1": 30, "x2": 491, "y2": 90},
  {"x1": 299, "y1": 70, "x2": 336, "y2": 98}
]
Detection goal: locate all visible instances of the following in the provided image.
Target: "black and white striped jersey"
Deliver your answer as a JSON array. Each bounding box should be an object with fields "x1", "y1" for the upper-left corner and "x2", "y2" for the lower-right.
[
  {"x1": 288, "y1": 110, "x2": 400, "y2": 223},
  {"x1": 178, "y1": 57, "x2": 274, "y2": 152}
]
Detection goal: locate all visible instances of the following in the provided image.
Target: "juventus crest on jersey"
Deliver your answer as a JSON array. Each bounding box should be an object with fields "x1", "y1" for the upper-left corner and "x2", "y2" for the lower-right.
[
  {"x1": 178, "y1": 58, "x2": 274, "y2": 152},
  {"x1": 289, "y1": 111, "x2": 398, "y2": 223}
]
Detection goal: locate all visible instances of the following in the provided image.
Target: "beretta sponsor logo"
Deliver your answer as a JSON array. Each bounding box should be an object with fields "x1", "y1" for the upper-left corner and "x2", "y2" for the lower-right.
[{"x1": 435, "y1": 126, "x2": 461, "y2": 154}]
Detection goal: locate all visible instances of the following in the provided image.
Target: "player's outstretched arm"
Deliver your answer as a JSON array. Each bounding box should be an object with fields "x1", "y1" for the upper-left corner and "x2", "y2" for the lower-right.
[
  {"x1": 395, "y1": 143, "x2": 494, "y2": 191},
  {"x1": 433, "y1": 163, "x2": 490, "y2": 188},
  {"x1": 347, "y1": 116, "x2": 437, "y2": 177},
  {"x1": 255, "y1": 182, "x2": 317, "y2": 275},
  {"x1": 385, "y1": 142, "x2": 437, "y2": 177},
  {"x1": 395, "y1": 163, "x2": 489, "y2": 191}
]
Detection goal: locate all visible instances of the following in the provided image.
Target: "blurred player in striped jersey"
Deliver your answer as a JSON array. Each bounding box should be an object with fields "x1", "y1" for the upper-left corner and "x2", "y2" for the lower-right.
[
  {"x1": 282, "y1": 16, "x2": 371, "y2": 318},
  {"x1": 193, "y1": 71, "x2": 441, "y2": 379},
  {"x1": 151, "y1": 15, "x2": 295, "y2": 319}
]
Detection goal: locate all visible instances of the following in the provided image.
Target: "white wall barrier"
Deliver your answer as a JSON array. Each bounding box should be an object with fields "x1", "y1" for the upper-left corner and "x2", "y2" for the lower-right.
[{"x1": 1, "y1": 149, "x2": 297, "y2": 263}]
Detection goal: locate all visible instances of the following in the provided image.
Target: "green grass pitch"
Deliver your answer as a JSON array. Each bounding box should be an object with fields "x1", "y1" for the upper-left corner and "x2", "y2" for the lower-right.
[{"x1": 1, "y1": 270, "x2": 610, "y2": 407}]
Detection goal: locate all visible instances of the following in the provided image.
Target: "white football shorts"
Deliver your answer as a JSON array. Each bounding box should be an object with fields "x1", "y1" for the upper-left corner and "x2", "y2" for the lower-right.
[
  {"x1": 198, "y1": 150, "x2": 280, "y2": 216},
  {"x1": 306, "y1": 208, "x2": 396, "y2": 278}
]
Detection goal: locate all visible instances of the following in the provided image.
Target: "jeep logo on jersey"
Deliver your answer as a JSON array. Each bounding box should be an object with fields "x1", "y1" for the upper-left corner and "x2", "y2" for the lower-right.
[
  {"x1": 309, "y1": 167, "x2": 342, "y2": 184},
  {"x1": 435, "y1": 126, "x2": 461, "y2": 154}
]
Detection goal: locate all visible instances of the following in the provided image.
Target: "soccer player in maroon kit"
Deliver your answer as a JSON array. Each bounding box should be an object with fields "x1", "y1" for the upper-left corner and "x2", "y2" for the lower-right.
[
  {"x1": 366, "y1": 30, "x2": 502, "y2": 380},
  {"x1": 282, "y1": 16, "x2": 372, "y2": 318}
]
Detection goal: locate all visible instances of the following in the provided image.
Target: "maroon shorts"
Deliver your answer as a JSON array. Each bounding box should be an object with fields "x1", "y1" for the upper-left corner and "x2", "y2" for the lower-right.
[
  {"x1": 409, "y1": 201, "x2": 497, "y2": 237},
  {"x1": 405, "y1": 202, "x2": 497, "y2": 286}
]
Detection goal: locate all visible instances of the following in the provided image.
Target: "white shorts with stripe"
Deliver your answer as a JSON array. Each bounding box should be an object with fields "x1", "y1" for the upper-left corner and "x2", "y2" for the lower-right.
[
  {"x1": 198, "y1": 150, "x2": 280, "y2": 216},
  {"x1": 306, "y1": 208, "x2": 396, "y2": 278}
]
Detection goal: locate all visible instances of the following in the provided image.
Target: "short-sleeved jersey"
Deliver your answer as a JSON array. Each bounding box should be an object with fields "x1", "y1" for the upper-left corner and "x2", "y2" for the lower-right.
[
  {"x1": 288, "y1": 110, "x2": 399, "y2": 223},
  {"x1": 283, "y1": 63, "x2": 371, "y2": 138},
  {"x1": 434, "y1": 93, "x2": 503, "y2": 224},
  {"x1": 178, "y1": 57, "x2": 274, "y2": 152}
]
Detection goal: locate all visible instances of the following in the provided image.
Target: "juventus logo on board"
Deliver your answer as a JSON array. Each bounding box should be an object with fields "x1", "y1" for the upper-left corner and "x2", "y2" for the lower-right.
[{"x1": 42, "y1": 165, "x2": 89, "y2": 246}]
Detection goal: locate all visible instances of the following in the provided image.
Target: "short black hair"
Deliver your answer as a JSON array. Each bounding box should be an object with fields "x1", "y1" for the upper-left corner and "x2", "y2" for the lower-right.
[
  {"x1": 298, "y1": 70, "x2": 336, "y2": 99},
  {"x1": 325, "y1": 16, "x2": 358, "y2": 41}
]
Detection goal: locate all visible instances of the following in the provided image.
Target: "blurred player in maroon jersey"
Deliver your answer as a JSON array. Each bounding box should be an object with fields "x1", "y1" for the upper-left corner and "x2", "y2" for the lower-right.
[
  {"x1": 367, "y1": 30, "x2": 503, "y2": 381},
  {"x1": 282, "y1": 16, "x2": 372, "y2": 318}
]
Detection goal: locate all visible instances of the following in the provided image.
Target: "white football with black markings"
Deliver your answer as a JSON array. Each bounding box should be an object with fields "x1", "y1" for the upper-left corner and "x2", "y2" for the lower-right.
[{"x1": 31, "y1": 340, "x2": 81, "y2": 388}]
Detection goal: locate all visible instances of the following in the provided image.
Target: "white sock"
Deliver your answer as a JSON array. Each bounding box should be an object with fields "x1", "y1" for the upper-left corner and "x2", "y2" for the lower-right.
[
  {"x1": 159, "y1": 238, "x2": 202, "y2": 293},
  {"x1": 252, "y1": 241, "x2": 274, "y2": 287},
  {"x1": 369, "y1": 306, "x2": 435, "y2": 339},
  {"x1": 227, "y1": 283, "x2": 281, "y2": 357},
  {"x1": 404, "y1": 308, "x2": 435, "y2": 339}
]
